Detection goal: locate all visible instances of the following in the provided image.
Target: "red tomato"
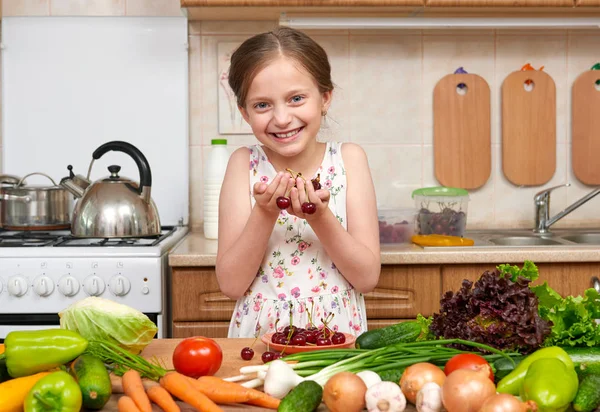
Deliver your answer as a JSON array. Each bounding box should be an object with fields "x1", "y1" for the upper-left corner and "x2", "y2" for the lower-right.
[
  {"x1": 172, "y1": 337, "x2": 223, "y2": 378},
  {"x1": 444, "y1": 353, "x2": 494, "y2": 381}
]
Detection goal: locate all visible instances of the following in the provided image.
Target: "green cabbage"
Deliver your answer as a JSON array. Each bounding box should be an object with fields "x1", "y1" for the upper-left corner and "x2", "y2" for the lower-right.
[{"x1": 59, "y1": 297, "x2": 157, "y2": 354}]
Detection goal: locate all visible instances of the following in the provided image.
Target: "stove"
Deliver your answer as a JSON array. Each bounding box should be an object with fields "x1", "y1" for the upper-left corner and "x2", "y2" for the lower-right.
[{"x1": 0, "y1": 225, "x2": 188, "y2": 340}]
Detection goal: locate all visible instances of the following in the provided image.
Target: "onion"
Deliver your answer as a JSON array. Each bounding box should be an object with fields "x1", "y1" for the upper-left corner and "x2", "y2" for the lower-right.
[
  {"x1": 479, "y1": 394, "x2": 538, "y2": 412},
  {"x1": 400, "y1": 363, "x2": 446, "y2": 404},
  {"x1": 441, "y1": 364, "x2": 496, "y2": 412},
  {"x1": 323, "y1": 371, "x2": 367, "y2": 412}
]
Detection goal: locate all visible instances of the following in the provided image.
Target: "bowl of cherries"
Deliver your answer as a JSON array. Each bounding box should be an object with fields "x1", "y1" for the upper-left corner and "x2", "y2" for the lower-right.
[{"x1": 260, "y1": 324, "x2": 355, "y2": 354}]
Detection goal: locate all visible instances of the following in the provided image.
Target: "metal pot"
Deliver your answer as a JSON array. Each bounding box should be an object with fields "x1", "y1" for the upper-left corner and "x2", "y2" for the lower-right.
[
  {"x1": 60, "y1": 141, "x2": 161, "y2": 238},
  {"x1": 0, "y1": 173, "x2": 73, "y2": 230}
]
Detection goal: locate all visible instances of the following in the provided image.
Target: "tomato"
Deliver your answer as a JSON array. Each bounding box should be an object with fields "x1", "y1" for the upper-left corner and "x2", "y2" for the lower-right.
[
  {"x1": 172, "y1": 336, "x2": 223, "y2": 378},
  {"x1": 444, "y1": 353, "x2": 494, "y2": 381}
]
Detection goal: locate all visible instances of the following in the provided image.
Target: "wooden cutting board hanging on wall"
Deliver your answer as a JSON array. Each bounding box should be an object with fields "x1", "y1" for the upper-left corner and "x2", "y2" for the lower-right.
[
  {"x1": 572, "y1": 70, "x2": 600, "y2": 185},
  {"x1": 433, "y1": 73, "x2": 491, "y2": 189},
  {"x1": 501, "y1": 70, "x2": 556, "y2": 186}
]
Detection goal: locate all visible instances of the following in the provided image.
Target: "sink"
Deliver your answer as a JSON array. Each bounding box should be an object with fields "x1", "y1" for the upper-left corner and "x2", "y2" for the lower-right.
[
  {"x1": 560, "y1": 233, "x2": 600, "y2": 244},
  {"x1": 489, "y1": 236, "x2": 563, "y2": 246}
]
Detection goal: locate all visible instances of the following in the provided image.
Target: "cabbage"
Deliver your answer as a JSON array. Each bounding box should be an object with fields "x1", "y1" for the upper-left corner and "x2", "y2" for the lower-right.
[{"x1": 59, "y1": 296, "x2": 157, "y2": 354}]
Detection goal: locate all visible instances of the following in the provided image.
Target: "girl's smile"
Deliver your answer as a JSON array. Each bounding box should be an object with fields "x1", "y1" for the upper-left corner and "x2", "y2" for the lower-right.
[{"x1": 270, "y1": 126, "x2": 304, "y2": 141}]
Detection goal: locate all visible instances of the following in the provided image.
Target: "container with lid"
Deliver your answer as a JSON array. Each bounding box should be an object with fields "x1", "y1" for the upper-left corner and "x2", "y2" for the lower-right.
[
  {"x1": 204, "y1": 139, "x2": 230, "y2": 240},
  {"x1": 378, "y1": 207, "x2": 417, "y2": 244},
  {"x1": 411, "y1": 187, "x2": 470, "y2": 237}
]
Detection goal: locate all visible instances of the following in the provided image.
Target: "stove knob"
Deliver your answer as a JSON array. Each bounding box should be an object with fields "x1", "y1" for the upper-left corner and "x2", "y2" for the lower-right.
[
  {"x1": 7, "y1": 276, "x2": 28, "y2": 297},
  {"x1": 58, "y1": 276, "x2": 80, "y2": 297},
  {"x1": 33, "y1": 276, "x2": 55, "y2": 297},
  {"x1": 109, "y1": 275, "x2": 131, "y2": 296},
  {"x1": 83, "y1": 276, "x2": 105, "y2": 296}
]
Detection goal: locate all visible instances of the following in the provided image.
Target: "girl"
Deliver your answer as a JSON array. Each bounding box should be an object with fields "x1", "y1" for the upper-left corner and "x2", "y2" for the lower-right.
[{"x1": 216, "y1": 26, "x2": 380, "y2": 338}]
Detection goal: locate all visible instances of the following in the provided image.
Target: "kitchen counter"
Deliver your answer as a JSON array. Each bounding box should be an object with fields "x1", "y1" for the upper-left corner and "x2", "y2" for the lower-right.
[
  {"x1": 168, "y1": 231, "x2": 600, "y2": 267},
  {"x1": 103, "y1": 338, "x2": 418, "y2": 411}
]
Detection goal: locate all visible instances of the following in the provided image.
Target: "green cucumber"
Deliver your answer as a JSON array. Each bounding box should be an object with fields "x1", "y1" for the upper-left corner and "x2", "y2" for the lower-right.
[
  {"x1": 70, "y1": 354, "x2": 112, "y2": 410},
  {"x1": 562, "y1": 346, "x2": 600, "y2": 380},
  {"x1": 278, "y1": 380, "x2": 323, "y2": 412},
  {"x1": 355, "y1": 321, "x2": 422, "y2": 349},
  {"x1": 573, "y1": 374, "x2": 600, "y2": 412},
  {"x1": 492, "y1": 356, "x2": 524, "y2": 383}
]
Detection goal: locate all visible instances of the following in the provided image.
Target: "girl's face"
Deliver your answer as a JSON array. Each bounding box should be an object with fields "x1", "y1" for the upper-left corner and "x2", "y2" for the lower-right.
[{"x1": 240, "y1": 56, "x2": 332, "y2": 159}]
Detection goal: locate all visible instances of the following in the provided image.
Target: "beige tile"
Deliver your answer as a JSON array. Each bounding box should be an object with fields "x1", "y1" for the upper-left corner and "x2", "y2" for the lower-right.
[
  {"x1": 3, "y1": 0, "x2": 49, "y2": 15},
  {"x1": 189, "y1": 21, "x2": 202, "y2": 35},
  {"x1": 496, "y1": 32, "x2": 568, "y2": 145},
  {"x1": 200, "y1": 20, "x2": 277, "y2": 35},
  {"x1": 494, "y1": 143, "x2": 568, "y2": 228},
  {"x1": 189, "y1": 34, "x2": 202, "y2": 147},
  {"x1": 189, "y1": 145, "x2": 204, "y2": 230},
  {"x1": 423, "y1": 33, "x2": 495, "y2": 145},
  {"x1": 0, "y1": 146, "x2": 3, "y2": 173},
  {"x1": 125, "y1": 0, "x2": 182, "y2": 16},
  {"x1": 364, "y1": 145, "x2": 422, "y2": 209},
  {"x1": 50, "y1": 0, "x2": 125, "y2": 16},
  {"x1": 563, "y1": 143, "x2": 600, "y2": 227},
  {"x1": 349, "y1": 35, "x2": 422, "y2": 144}
]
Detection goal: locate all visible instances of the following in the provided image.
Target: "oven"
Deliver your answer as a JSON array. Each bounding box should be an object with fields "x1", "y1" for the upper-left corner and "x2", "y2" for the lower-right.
[{"x1": 0, "y1": 225, "x2": 187, "y2": 341}]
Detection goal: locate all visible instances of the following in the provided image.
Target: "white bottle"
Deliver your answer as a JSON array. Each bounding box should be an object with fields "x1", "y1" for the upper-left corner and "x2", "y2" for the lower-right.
[{"x1": 203, "y1": 139, "x2": 230, "y2": 239}]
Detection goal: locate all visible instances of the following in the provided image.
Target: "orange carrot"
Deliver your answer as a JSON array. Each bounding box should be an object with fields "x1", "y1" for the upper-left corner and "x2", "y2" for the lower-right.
[
  {"x1": 118, "y1": 395, "x2": 141, "y2": 412},
  {"x1": 189, "y1": 375, "x2": 280, "y2": 409},
  {"x1": 160, "y1": 372, "x2": 223, "y2": 412},
  {"x1": 123, "y1": 370, "x2": 152, "y2": 412},
  {"x1": 147, "y1": 385, "x2": 181, "y2": 412}
]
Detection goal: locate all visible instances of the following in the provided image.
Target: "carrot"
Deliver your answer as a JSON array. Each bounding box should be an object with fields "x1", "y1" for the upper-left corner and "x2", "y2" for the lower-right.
[
  {"x1": 147, "y1": 385, "x2": 181, "y2": 412},
  {"x1": 189, "y1": 375, "x2": 280, "y2": 409},
  {"x1": 160, "y1": 371, "x2": 223, "y2": 412},
  {"x1": 123, "y1": 370, "x2": 152, "y2": 412},
  {"x1": 118, "y1": 395, "x2": 141, "y2": 412}
]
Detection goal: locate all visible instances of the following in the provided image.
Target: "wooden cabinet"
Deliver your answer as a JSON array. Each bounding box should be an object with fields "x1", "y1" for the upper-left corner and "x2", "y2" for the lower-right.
[{"x1": 426, "y1": 0, "x2": 574, "y2": 6}]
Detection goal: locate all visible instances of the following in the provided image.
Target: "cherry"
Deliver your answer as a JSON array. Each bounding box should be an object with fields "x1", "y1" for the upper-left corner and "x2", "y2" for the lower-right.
[
  {"x1": 301, "y1": 202, "x2": 316, "y2": 214},
  {"x1": 271, "y1": 332, "x2": 285, "y2": 343},
  {"x1": 291, "y1": 334, "x2": 307, "y2": 346},
  {"x1": 240, "y1": 347, "x2": 254, "y2": 360},
  {"x1": 272, "y1": 352, "x2": 283, "y2": 360},
  {"x1": 276, "y1": 196, "x2": 290, "y2": 209},
  {"x1": 331, "y1": 332, "x2": 346, "y2": 345},
  {"x1": 316, "y1": 337, "x2": 332, "y2": 346},
  {"x1": 261, "y1": 351, "x2": 276, "y2": 363},
  {"x1": 305, "y1": 331, "x2": 317, "y2": 344},
  {"x1": 312, "y1": 180, "x2": 321, "y2": 191}
]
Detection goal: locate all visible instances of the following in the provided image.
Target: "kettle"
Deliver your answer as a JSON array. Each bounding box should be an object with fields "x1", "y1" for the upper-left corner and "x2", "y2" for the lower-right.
[{"x1": 60, "y1": 141, "x2": 161, "y2": 238}]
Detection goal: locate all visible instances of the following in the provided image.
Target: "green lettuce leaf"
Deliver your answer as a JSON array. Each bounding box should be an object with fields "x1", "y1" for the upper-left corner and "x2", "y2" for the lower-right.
[{"x1": 497, "y1": 260, "x2": 539, "y2": 283}]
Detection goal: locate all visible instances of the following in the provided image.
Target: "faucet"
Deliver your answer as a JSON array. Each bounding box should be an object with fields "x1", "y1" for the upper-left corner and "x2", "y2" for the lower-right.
[{"x1": 534, "y1": 183, "x2": 600, "y2": 234}]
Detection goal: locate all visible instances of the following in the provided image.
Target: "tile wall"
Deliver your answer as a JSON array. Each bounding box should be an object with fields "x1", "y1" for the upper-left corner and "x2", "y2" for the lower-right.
[{"x1": 1, "y1": 1, "x2": 600, "y2": 231}]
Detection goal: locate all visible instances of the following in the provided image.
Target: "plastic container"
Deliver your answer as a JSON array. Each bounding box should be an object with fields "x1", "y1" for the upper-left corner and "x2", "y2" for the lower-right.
[
  {"x1": 378, "y1": 207, "x2": 417, "y2": 244},
  {"x1": 203, "y1": 139, "x2": 230, "y2": 239},
  {"x1": 411, "y1": 187, "x2": 470, "y2": 237}
]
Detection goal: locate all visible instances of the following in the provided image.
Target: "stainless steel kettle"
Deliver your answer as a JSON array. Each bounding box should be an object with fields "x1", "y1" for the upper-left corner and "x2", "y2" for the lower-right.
[{"x1": 60, "y1": 141, "x2": 161, "y2": 238}]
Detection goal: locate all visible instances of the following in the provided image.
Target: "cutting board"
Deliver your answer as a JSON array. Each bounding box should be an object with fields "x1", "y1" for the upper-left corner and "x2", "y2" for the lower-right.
[
  {"x1": 433, "y1": 73, "x2": 491, "y2": 189},
  {"x1": 572, "y1": 70, "x2": 600, "y2": 185},
  {"x1": 501, "y1": 70, "x2": 556, "y2": 186}
]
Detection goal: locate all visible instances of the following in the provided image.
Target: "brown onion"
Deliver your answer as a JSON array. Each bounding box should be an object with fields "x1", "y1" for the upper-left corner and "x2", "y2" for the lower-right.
[
  {"x1": 323, "y1": 371, "x2": 367, "y2": 412},
  {"x1": 400, "y1": 362, "x2": 446, "y2": 404},
  {"x1": 479, "y1": 394, "x2": 538, "y2": 412},
  {"x1": 441, "y1": 364, "x2": 496, "y2": 412}
]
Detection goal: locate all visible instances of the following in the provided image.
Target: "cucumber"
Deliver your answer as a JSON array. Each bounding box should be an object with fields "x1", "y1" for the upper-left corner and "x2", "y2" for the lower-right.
[
  {"x1": 278, "y1": 380, "x2": 323, "y2": 412},
  {"x1": 355, "y1": 321, "x2": 422, "y2": 349},
  {"x1": 492, "y1": 356, "x2": 524, "y2": 383},
  {"x1": 573, "y1": 374, "x2": 600, "y2": 412},
  {"x1": 562, "y1": 347, "x2": 600, "y2": 380},
  {"x1": 70, "y1": 354, "x2": 112, "y2": 410},
  {"x1": 377, "y1": 368, "x2": 405, "y2": 383}
]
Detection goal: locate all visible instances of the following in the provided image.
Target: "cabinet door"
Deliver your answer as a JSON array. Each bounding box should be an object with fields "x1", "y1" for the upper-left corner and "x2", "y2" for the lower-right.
[
  {"x1": 364, "y1": 265, "x2": 441, "y2": 319},
  {"x1": 366, "y1": 319, "x2": 414, "y2": 330},
  {"x1": 576, "y1": 0, "x2": 600, "y2": 4},
  {"x1": 442, "y1": 263, "x2": 600, "y2": 298},
  {"x1": 171, "y1": 268, "x2": 235, "y2": 322},
  {"x1": 426, "y1": 0, "x2": 574, "y2": 5},
  {"x1": 173, "y1": 321, "x2": 230, "y2": 339}
]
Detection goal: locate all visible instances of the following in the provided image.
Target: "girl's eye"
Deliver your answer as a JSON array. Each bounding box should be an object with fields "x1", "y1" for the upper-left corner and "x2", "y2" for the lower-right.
[
  {"x1": 254, "y1": 102, "x2": 269, "y2": 110},
  {"x1": 291, "y1": 95, "x2": 304, "y2": 103}
]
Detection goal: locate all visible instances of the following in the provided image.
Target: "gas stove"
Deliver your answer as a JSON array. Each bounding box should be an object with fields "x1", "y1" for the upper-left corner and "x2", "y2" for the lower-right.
[{"x1": 0, "y1": 225, "x2": 188, "y2": 340}]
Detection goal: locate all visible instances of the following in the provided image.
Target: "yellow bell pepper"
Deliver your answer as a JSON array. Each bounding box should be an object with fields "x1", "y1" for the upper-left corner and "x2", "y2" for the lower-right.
[
  {"x1": 0, "y1": 344, "x2": 4, "y2": 354},
  {"x1": 411, "y1": 234, "x2": 474, "y2": 247},
  {"x1": 0, "y1": 372, "x2": 51, "y2": 412}
]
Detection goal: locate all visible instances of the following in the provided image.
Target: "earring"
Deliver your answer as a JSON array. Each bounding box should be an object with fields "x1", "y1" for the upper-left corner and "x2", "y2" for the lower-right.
[{"x1": 321, "y1": 110, "x2": 327, "y2": 117}]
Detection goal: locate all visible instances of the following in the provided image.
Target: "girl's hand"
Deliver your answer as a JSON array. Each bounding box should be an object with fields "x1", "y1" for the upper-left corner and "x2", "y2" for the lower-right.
[
  {"x1": 253, "y1": 172, "x2": 295, "y2": 215},
  {"x1": 287, "y1": 176, "x2": 330, "y2": 220}
]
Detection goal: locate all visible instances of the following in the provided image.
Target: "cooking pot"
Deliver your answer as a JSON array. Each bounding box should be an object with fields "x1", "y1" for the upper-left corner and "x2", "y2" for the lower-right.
[
  {"x1": 0, "y1": 173, "x2": 73, "y2": 230},
  {"x1": 60, "y1": 141, "x2": 161, "y2": 238}
]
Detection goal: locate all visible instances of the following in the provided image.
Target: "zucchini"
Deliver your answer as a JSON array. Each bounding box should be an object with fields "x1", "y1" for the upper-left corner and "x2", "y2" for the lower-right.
[
  {"x1": 355, "y1": 321, "x2": 422, "y2": 349},
  {"x1": 70, "y1": 354, "x2": 112, "y2": 410},
  {"x1": 562, "y1": 346, "x2": 600, "y2": 380},
  {"x1": 278, "y1": 380, "x2": 323, "y2": 412},
  {"x1": 573, "y1": 374, "x2": 600, "y2": 412}
]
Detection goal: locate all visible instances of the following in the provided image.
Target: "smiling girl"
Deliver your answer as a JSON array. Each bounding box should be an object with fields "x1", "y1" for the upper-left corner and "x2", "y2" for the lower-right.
[{"x1": 216, "y1": 26, "x2": 380, "y2": 338}]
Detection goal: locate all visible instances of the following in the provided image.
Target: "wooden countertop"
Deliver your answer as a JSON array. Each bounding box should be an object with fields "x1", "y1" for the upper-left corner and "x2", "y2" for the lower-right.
[
  {"x1": 103, "y1": 338, "x2": 417, "y2": 411},
  {"x1": 168, "y1": 232, "x2": 600, "y2": 267}
]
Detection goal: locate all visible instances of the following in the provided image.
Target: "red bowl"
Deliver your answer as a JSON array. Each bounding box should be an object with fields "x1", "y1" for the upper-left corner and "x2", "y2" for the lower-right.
[{"x1": 261, "y1": 332, "x2": 356, "y2": 354}]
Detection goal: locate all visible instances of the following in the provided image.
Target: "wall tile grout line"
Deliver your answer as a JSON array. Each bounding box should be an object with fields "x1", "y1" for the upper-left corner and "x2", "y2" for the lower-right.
[{"x1": 493, "y1": 28, "x2": 497, "y2": 225}]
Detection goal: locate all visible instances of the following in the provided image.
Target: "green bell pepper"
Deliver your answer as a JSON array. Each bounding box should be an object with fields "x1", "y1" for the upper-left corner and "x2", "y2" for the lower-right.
[
  {"x1": 0, "y1": 329, "x2": 88, "y2": 378},
  {"x1": 496, "y1": 346, "x2": 573, "y2": 395},
  {"x1": 520, "y1": 357, "x2": 578, "y2": 412},
  {"x1": 24, "y1": 371, "x2": 82, "y2": 412}
]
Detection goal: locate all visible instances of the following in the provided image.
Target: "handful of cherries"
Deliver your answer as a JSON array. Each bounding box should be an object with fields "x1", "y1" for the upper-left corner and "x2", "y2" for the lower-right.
[{"x1": 275, "y1": 169, "x2": 321, "y2": 215}]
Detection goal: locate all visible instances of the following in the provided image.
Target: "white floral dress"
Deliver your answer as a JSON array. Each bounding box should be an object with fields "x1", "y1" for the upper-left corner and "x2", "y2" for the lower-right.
[{"x1": 227, "y1": 141, "x2": 368, "y2": 338}]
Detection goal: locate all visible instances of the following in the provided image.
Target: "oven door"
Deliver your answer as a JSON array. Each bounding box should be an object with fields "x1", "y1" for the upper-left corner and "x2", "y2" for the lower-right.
[{"x1": 0, "y1": 313, "x2": 162, "y2": 342}]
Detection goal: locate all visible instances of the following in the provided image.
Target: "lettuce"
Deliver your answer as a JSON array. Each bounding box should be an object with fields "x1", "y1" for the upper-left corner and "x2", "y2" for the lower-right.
[{"x1": 59, "y1": 297, "x2": 157, "y2": 354}]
